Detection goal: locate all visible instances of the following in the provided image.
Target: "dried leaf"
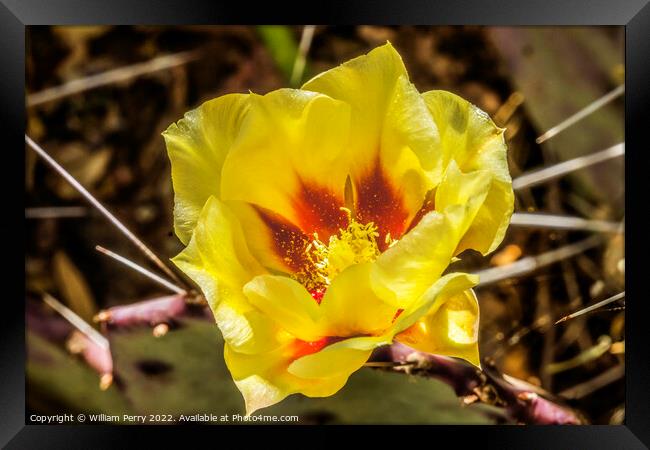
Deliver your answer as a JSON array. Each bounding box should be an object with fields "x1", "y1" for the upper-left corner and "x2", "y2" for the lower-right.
[
  {"x1": 53, "y1": 145, "x2": 111, "y2": 200},
  {"x1": 52, "y1": 251, "x2": 97, "y2": 324},
  {"x1": 52, "y1": 26, "x2": 112, "y2": 80}
]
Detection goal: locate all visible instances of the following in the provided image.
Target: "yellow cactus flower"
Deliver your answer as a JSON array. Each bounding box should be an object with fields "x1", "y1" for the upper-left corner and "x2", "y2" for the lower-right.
[{"x1": 163, "y1": 42, "x2": 514, "y2": 415}]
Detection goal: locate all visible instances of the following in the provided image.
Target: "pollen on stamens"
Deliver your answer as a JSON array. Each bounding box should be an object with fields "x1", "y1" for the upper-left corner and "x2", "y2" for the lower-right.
[{"x1": 294, "y1": 208, "x2": 382, "y2": 297}]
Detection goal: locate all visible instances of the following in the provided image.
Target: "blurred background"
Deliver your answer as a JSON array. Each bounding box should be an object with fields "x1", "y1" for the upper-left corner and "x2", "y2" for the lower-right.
[{"x1": 25, "y1": 25, "x2": 624, "y2": 424}]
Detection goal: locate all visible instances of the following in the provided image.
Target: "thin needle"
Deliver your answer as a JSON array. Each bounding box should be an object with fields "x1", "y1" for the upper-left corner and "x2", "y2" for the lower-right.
[
  {"x1": 290, "y1": 25, "x2": 316, "y2": 87},
  {"x1": 27, "y1": 50, "x2": 202, "y2": 107},
  {"x1": 555, "y1": 291, "x2": 625, "y2": 324},
  {"x1": 510, "y1": 213, "x2": 622, "y2": 234},
  {"x1": 475, "y1": 235, "x2": 603, "y2": 287},
  {"x1": 536, "y1": 85, "x2": 624, "y2": 144},
  {"x1": 512, "y1": 143, "x2": 624, "y2": 191},
  {"x1": 95, "y1": 245, "x2": 186, "y2": 296},
  {"x1": 42, "y1": 293, "x2": 109, "y2": 350},
  {"x1": 25, "y1": 135, "x2": 186, "y2": 288}
]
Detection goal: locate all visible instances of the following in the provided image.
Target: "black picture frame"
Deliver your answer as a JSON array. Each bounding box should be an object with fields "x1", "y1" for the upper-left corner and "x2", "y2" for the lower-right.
[{"x1": 5, "y1": 1, "x2": 648, "y2": 447}]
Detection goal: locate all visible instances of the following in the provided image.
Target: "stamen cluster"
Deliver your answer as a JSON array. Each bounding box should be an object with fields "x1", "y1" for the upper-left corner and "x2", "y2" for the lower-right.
[{"x1": 296, "y1": 208, "x2": 381, "y2": 293}]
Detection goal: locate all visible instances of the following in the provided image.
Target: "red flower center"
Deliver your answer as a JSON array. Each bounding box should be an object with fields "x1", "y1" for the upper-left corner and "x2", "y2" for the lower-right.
[
  {"x1": 309, "y1": 288, "x2": 326, "y2": 304},
  {"x1": 291, "y1": 336, "x2": 345, "y2": 359}
]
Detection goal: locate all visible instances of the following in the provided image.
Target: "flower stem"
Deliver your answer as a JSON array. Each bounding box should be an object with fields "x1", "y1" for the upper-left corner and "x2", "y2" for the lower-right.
[{"x1": 369, "y1": 342, "x2": 585, "y2": 425}]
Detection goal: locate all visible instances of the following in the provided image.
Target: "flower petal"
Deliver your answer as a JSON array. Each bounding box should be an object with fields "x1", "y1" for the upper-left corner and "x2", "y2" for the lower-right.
[
  {"x1": 221, "y1": 89, "x2": 352, "y2": 241},
  {"x1": 354, "y1": 76, "x2": 441, "y2": 243},
  {"x1": 304, "y1": 43, "x2": 439, "y2": 242},
  {"x1": 318, "y1": 262, "x2": 397, "y2": 337},
  {"x1": 224, "y1": 343, "x2": 349, "y2": 415},
  {"x1": 393, "y1": 272, "x2": 479, "y2": 336},
  {"x1": 382, "y1": 75, "x2": 443, "y2": 179},
  {"x1": 435, "y1": 160, "x2": 491, "y2": 210},
  {"x1": 226, "y1": 200, "x2": 310, "y2": 274},
  {"x1": 458, "y1": 178, "x2": 514, "y2": 256},
  {"x1": 163, "y1": 94, "x2": 250, "y2": 244},
  {"x1": 302, "y1": 42, "x2": 408, "y2": 158},
  {"x1": 172, "y1": 196, "x2": 278, "y2": 354},
  {"x1": 371, "y1": 158, "x2": 495, "y2": 307},
  {"x1": 434, "y1": 160, "x2": 493, "y2": 254},
  {"x1": 243, "y1": 275, "x2": 324, "y2": 342},
  {"x1": 397, "y1": 288, "x2": 481, "y2": 367},
  {"x1": 422, "y1": 90, "x2": 514, "y2": 254},
  {"x1": 369, "y1": 207, "x2": 461, "y2": 308},
  {"x1": 287, "y1": 342, "x2": 373, "y2": 379}
]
